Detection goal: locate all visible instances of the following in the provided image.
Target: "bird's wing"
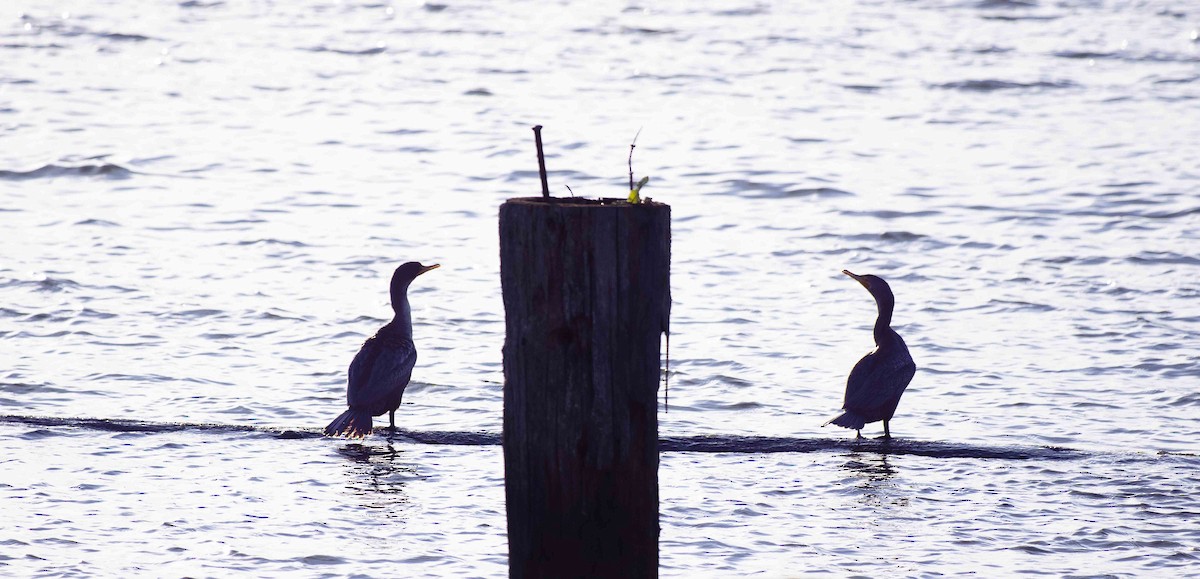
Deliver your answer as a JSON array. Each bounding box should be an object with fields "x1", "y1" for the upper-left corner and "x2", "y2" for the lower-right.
[
  {"x1": 346, "y1": 337, "x2": 417, "y2": 413},
  {"x1": 843, "y1": 350, "x2": 878, "y2": 407},
  {"x1": 843, "y1": 349, "x2": 915, "y2": 416},
  {"x1": 889, "y1": 357, "x2": 916, "y2": 401}
]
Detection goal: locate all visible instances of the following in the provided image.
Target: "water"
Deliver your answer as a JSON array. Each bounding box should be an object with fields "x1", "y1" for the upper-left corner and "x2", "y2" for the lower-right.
[{"x1": 2, "y1": 0, "x2": 1198, "y2": 575}]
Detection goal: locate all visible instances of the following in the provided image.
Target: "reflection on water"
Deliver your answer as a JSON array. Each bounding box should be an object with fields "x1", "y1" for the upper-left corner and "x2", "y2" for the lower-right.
[
  {"x1": 843, "y1": 451, "x2": 896, "y2": 482},
  {"x1": 337, "y1": 440, "x2": 420, "y2": 513},
  {"x1": 842, "y1": 451, "x2": 909, "y2": 509}
]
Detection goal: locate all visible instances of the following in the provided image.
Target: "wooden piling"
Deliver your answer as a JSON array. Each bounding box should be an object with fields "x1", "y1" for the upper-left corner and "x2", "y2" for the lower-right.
[{"x1": 500, "y1": 197, "x2": 670, "y2": 579}]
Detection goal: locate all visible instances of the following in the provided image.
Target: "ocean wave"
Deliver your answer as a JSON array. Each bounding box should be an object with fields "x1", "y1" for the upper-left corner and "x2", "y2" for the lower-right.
[
  {"x1": 0, "y1": 277, "x2": 81, "y2": 293},
  {"x1": 0, "y1": 163, "x2": 134, "y2": 180},
  {"x1": 972, "y1": 0, "x2": 1038, "y2": 8},
  {"x1": 1126, "y1": 251, "x2": 1200, "y2": 266},
  {"x1": 1055, "y1": 51, "x2": 1200, "y2": 65},
  {"x1": 841, "y1": 209, "x2": 942, "y2": 219},
  {"x1": 304, "y1": 45, "x2": 387, "y2": 56},
  {"x1": 719, "y1": 179, "x2": 855, "y2": 199},
  {"x1": 933, "y1": 79, "x2": 1077, "y2": 92}
]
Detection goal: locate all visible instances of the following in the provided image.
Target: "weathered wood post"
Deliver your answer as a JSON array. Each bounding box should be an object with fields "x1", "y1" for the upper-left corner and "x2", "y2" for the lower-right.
[{"x1": 500, "y1": 196, "x2": 670, "y2": 578}]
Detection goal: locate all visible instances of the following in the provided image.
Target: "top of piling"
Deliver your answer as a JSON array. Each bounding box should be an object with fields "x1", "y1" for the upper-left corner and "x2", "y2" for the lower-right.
[{"x1": 504, "y1": 196, "x2": 668, "y2": 208}]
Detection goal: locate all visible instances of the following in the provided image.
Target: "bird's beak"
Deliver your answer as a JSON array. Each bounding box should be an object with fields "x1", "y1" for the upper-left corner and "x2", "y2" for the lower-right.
[
  {"x1": 419, "y1": 264, "x2": 441, "y2": 276},
  {"x1": 842, "y1": 269, "x2": 869, "y2": 289}
]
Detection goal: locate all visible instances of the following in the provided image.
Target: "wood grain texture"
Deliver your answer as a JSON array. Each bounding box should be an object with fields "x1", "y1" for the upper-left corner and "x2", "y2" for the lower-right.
[{"x1": 500, "y1": 197, "x2": 670, "y2": 579}]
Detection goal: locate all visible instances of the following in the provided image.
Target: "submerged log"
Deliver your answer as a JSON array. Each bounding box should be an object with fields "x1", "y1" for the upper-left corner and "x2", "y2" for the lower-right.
[{"x1": 500, "y1": 197, "x2": 670, "y2": 579}]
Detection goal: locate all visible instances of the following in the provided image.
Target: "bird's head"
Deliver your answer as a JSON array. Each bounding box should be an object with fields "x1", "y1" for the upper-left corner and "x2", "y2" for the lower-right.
[
  {"x1": 842, "y1": 269, "x2": 894, "y2": 303},
  {"x1": 391, "y1": 261, "x2": 439, "y2": 296}
]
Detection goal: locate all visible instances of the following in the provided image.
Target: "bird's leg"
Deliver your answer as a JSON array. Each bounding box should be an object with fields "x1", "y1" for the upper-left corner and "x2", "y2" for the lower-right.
[
  {"x1": 387, "y1": 410, "x2": 397, "y2": 432},
  {"x1": 881, "y1": 420, "x2": 892, "y2": 440},
  {"x1": 855, "y1": 429, "x2": 863, "y2": 440}
]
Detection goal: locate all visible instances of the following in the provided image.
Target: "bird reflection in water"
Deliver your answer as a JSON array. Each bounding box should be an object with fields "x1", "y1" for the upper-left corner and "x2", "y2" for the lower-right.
[
  {"x1": 336, "y1": 440, "x2": 420, "y2": 513},
  {"x1": 842, "y1": 451, "x2": 896, "y2": 481},
  {"x1": 840, "y1": 451, "x2": 909, "y2": 508}
]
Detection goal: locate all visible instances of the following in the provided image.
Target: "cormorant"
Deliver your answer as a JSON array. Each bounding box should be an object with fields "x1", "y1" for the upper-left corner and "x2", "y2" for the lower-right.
[
  {"x1": 824, "y1": 270, "x2": 916, "y2": 439},
  {"x1": 324, "y1": 262, "x2": 439, "y2": 438}
]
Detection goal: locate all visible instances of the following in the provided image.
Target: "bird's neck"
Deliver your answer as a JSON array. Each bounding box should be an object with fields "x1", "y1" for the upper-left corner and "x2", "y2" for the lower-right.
[
  {"x1": 388, "y1": 291, "x2": 414, "y2": 341},
  {"x1": 872, "y1": 297, "x2": 894, "y2": 346}
]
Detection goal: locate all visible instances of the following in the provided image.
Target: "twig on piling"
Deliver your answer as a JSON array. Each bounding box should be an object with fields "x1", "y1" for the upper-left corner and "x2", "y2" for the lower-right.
[
  {"x1": 533, "y1": 125, "x2": 549, "y2": 198},
  {"x1": 628, "y1": 127, "x2": 642, "y2": 191}
]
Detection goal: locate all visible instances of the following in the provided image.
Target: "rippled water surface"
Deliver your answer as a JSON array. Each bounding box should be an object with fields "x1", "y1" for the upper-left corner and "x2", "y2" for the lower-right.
[{"x1": 3, "y1": 0, "x2": 1198, "y2": 576}]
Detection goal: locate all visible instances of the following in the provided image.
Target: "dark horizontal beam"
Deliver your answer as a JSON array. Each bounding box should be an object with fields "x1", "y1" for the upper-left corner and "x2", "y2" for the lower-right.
[
  {"x1": 659, "y1": 434, "x2": 1085, "y2": 460},
  {"x1": 1, "y1": 414, "x2": 1092, "y2": 460},
  {"x1": 1, "y1": 413, "x2": 321, "y2": 438}
]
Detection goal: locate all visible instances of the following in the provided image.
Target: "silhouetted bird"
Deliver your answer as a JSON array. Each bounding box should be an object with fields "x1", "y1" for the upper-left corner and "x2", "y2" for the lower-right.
[
  {"x1": 824, "y1": 270, "x2": 916, "y2": 439},
  {"x1": 325, "y1": 262, "x2": 439, "y2": 438}
]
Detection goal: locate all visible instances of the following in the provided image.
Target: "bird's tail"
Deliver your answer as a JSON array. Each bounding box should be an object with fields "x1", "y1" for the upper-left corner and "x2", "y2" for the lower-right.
[
  {"x1": 823, "y1": 411, "x2": 865, "y2": 431},
  {"x1": 324, "y1": 409, "x2": 373, "y2": 438}
]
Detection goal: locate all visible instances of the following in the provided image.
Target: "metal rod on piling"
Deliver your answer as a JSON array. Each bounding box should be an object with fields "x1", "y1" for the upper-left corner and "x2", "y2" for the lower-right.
[{"x1": 533, "y1": 125, "x2": 549, "y2": 198}]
